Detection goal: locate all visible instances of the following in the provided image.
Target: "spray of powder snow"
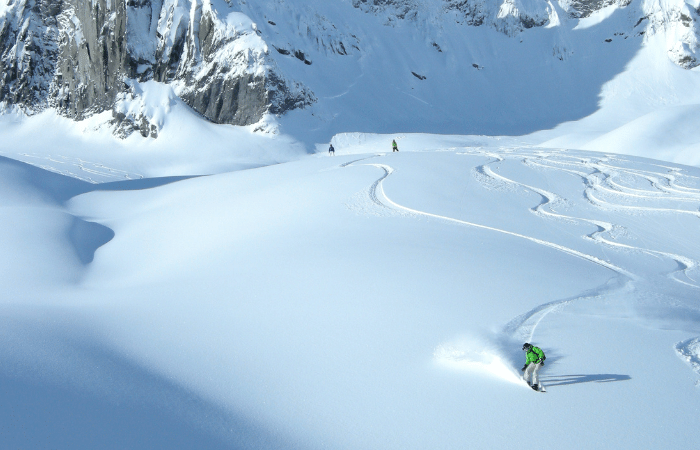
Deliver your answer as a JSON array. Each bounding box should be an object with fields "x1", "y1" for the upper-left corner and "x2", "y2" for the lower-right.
[{"x1": 433, "y1": 334, "x2": 526, "y2": 385}]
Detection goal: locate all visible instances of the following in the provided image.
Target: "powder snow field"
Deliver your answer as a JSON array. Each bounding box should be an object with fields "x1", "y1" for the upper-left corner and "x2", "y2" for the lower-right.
[
  {"x1": 1, "y1": 138, "x2": 700, "y2": 449},
  {"x1": 2, "y1": 1, "x2": 700, "y2": 448}
]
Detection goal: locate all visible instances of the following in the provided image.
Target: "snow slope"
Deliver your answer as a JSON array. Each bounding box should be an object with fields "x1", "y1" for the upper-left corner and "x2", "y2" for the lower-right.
[
  {"x1": 2, "y1": 138, "x2": 699, "y2": 449},
  {"x1": 0, "y1": 83, "x2": 307, "y2": 182},
  {"x1": 2, "y1": 1, "x2": 700, "y2": 448}
]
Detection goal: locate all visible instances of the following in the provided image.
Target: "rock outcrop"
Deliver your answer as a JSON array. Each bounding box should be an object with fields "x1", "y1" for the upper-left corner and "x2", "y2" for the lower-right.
[
  {"x1": 0, "y1": 0, "x2": 314, "y2": 137},
  {"x1": 0, "y1": 0, "x2": 60, "y2": 112},
  {"x1": 1, "y1": 0, "x2": 699, "y2": 138}
]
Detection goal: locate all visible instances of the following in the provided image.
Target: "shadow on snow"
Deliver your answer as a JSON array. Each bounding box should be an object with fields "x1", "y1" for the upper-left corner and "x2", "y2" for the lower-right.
[
  {"x1": 541, "y1": 374, "x2": 632, "y2": 387},
  {"x1": 0, "y1": 313, "x2": 308, "y2": 450},
  {"x1": 1, "y1": 155, "x2": 198, "y2": 265}
]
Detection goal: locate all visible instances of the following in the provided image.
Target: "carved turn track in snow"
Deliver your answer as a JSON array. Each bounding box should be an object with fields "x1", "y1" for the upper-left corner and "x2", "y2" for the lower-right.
[
  {"x1": 345, "y1": 155, "x2": 637, "y2": 344},
  {"x1": 474, "y1": 151, "x2": 700, "y2": 288},
  {"x1": 349, "y1": 160, "x2": 635, "y2": 280},
  {"x1": 463, "y1": 148, "x2": 700, "y2": 352},
  {"x1": 344, "y1": 149, "x2": 700, "y2": 386}
]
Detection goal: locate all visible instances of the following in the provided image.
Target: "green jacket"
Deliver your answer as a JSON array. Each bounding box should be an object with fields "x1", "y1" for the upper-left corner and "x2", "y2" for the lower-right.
[{"x1": 525, "y1": 346, "x2": 546, "y2": 365}]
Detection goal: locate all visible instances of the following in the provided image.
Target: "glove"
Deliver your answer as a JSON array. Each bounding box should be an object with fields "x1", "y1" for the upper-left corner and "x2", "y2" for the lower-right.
[
  {"x1": 540, "y1": 361, "x2": 545, "y2": 366},
  {"x1": 521, "y1": 365, "x2": 527, "y2": 371}
]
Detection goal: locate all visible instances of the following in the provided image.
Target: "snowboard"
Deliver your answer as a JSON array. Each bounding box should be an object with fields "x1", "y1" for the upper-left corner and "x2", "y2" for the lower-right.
[{"x1": 523, "y1": 379, "x2": 547, "y2": 392}]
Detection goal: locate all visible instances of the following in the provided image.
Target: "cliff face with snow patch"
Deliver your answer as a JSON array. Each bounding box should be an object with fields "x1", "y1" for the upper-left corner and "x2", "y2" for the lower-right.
[
  {"x1": 1, "y1": 0, "x2": 699, "y2": 138},
  {"x1": 0, "y1": 0, "x2": 313, "y2": 136}
]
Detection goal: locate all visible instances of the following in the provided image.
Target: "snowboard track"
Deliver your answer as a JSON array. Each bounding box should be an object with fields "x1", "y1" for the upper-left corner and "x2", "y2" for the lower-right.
[
  {"x1": 345, "y1": 149, "x2": 700, "y2": 385},
  {"x1": 478, "y1": 150, "x2": 700, "y2": 288}
]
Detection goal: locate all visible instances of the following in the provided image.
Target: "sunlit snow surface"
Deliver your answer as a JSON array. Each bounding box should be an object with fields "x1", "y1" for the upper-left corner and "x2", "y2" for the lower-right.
[
  {"x1": 2, "y1": 0, "x2": 700, "y2": 447},
  {"x1": 2, "y1": 136, "x2": 699, "y2": 449}
]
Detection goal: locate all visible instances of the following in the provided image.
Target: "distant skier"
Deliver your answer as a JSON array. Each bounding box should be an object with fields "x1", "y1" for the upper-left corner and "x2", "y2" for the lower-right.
[
  {"x1": 521, "y1": 343, "x2": 546, "y2": 391},
  {"x1": 329, "y1": 143, "x2": 335, "y2": 155},
  {"x1": 392, "y1": 139, "x2": 399, "y2": 152}
]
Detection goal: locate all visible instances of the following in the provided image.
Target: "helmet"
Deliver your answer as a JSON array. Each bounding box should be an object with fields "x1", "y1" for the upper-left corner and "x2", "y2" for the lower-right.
[{"x1": 522, "y1": 343, "x2": 532, "y2": 351}]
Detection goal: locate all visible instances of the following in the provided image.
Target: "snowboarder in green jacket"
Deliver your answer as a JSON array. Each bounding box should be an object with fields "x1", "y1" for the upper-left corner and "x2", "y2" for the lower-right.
[
  {"x1": 392, "y1": 139, "x2": 398, "y2": 152},
  {"x1": 521, "y1": 343, "x2": 546, "y2": 391}
]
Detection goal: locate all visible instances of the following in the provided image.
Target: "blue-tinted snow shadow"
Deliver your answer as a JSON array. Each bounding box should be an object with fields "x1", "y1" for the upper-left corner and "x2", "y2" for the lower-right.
[
  {"x1": 540, "y1": 374, "x2": 632, "y2": 387},
  {"x1": 0, "y1": 373, "x2": 306, "y2": 450},
  {"x1": 1, "y1": 155, "x2": 198, "y2": 265},
  {"x1": 0, "y1": 155, "x2": 197, "y2": 203},
  {"x1": 0, "y1": 314, "x2": 308, "y2": 450},
  {"x1": 68, "y1": 217, "x2": 115, "y2": 264},
  {"x1": 0, "y1": 376, "x2": 235, "y2": 450},
  {"x1": 1, "y1": 157, "x2": 308, "y2": 448},
  {"x1": 93, "y1": 175, "x2": 200, "y2": 192},
  {"x1": 66, "y1": 176, "x2": 204, "y2": 264},
  {"x1": 0, "y1": 154, "x2": 90, "y2": 203}
]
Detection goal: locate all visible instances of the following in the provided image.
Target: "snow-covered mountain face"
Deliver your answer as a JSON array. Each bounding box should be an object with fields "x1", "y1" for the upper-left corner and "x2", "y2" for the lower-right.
[{"x1": 1, "y1": 0, "x2": 699, "y2": 141}]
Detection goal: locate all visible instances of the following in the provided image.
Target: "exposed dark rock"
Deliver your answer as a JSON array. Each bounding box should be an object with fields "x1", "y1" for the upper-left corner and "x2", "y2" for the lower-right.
[
  {"x1": 676, "y1": 55, "x2": 699, "y2": 68},
  {"x1": 444, "y1": 0, "x2": 487, "y2": 26},
  {"x1": 0, "y1": 0, "x2": 314, "y2": 137},
  {"x1": 294, "y1": 50, "x2": 307, "y2": 62},
  {"x1": 520, "y1": 16, "x2": 547, "y2": 29},
  {"x1": 352, "y1": 0, "x2": 420, "y2": 22},
  {"x1": 51, "y1": 0, "x2": 131, "y2": 119},
  {"x1": 179, "y1": 73, "x2": 269, "y2": 125},
  {"x1": 634, "y1": 17, "x2": 648, "y2": 28},
  {"x1": 567, "y1": 0, "x2": 632, "y2": 19},
  {"x1": 2, "y1": 0, "x2": 699, "y2": 135},
  {"x1": 680, "y1": 14, "x2": 692, "y2": 27},
  {"x1": 0, "y1": 0, "x2": 60, "y2": 111}
]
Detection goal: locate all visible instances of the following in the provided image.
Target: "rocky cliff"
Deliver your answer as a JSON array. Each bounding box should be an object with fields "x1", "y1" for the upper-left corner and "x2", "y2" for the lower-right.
[
  {"x1": 0, "y1": 0, "x2": 314, "y2": 137},
  {"x1": 1, "y1": 0, "x2": 699, "y2": 138}
]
